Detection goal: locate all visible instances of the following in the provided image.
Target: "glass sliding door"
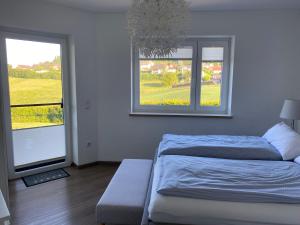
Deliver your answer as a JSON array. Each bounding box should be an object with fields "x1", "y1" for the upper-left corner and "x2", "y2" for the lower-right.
[{"x1": 0, "y1": 31, "x2": 71, "y2": 178}]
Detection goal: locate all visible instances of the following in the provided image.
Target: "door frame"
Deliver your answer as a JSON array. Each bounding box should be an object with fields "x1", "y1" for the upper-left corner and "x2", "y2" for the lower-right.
[{"x1": 0, "y1": 27, "x2": 73, "y2": 179}]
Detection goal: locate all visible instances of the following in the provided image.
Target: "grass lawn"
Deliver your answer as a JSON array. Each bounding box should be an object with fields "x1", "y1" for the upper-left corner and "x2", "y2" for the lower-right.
[
  {"x1": 9, "y1": 77, "x2": 63, "y2": 130},
  {"x1": 9, "y1": 76, "x2": 221, "y2": 129},
  {"x1": 9, "y1": 77, "x2": 62, "y2": 105},
  {"x1": 140, "y1": 80, "x2": 221, "y2": 106}
]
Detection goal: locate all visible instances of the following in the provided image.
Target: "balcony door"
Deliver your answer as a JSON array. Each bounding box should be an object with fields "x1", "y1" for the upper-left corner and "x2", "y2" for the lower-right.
[{"x1": 0, "y1": 31, "x2": 71, "y2": 179}]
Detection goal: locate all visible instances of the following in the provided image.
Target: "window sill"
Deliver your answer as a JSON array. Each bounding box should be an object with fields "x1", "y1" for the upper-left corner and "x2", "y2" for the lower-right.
[{"x1": 129, "y1": 112, "x2": 233, "y2": 118}]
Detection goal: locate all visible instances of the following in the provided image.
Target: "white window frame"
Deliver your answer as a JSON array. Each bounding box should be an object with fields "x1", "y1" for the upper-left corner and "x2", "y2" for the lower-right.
[{"x1": 131, "y1": 36, "x2": 235, "y2": 117}]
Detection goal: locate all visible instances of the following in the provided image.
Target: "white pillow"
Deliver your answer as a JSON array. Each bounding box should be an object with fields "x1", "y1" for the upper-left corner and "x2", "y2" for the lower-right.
[
  {"x1": 263, "y1": 122, "x2": 300, "y2": 160},
  {"x1": 263, "y1": 122, "x2": 288, "y2": 142},
  {"x1": 295, "y1": 156, "x2": 300, "y2": 164}
]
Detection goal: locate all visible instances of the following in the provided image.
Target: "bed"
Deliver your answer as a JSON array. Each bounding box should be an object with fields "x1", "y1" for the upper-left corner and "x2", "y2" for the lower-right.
[
  {"x1": 147, "y1": 156, "x2": 300, "y2": 225},
  {"x1": 141, "y1": 131, "x2": 300, "y2": 225}
]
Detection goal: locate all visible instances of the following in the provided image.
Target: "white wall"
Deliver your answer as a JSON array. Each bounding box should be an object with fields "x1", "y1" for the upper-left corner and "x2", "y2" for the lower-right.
[
  {"x1": 0, "y1": 0, "x2": 99, "y2": 165},
  {"x1": 96, "y1": 11, "x2": 300, "y2": 161}
]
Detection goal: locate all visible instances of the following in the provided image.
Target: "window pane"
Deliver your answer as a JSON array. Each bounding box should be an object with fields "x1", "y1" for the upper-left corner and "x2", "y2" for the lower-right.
[
  {"x1": 6, "y1": 39, "x2": 62, "y2": 105},
  {"x1": 5, "y1": 38, "x2": 63, "y2": 130},
  {"x1": 202, "y1": 47, "x2": 224, "y2": 61},
  {"x1": 140, "y1": 60, "x2": 192, "y2": 106},
  {"x1": 200, "y1": 47, "x2": 224, "y2": 107},
  {"x1": 140, "y1": 47, "x2": 193, "y2": 59}
]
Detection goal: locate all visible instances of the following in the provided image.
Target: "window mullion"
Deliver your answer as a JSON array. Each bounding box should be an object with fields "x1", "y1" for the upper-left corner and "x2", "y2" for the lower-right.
[
  {"x1": 195, "y1": 41, "x2": 203, "y2": 112},
  {"x1": 219, "y1": 40, "x2": 230, "y2": 113},
  {"x1": 189, "y1": 40, "x2": 197, "y2": 112},
  {"x1": 133, "y1": 46, "x2": 140, "y2": 111}
]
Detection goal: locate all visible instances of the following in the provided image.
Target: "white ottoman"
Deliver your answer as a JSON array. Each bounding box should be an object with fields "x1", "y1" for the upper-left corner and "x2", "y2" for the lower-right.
[{"x1": 96, "y1": 159, "x2": 153, "y2": 225}]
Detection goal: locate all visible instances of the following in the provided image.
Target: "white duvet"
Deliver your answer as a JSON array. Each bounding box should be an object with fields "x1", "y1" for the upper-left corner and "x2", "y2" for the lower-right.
[{"x1": 148, "y1": 160, "x2": 300, "y2": 225}]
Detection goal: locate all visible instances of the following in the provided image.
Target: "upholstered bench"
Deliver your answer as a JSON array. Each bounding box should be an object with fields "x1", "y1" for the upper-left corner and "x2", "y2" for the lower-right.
[{"x1": 96, "y1": 159, "x2": 153, "y2": 225}]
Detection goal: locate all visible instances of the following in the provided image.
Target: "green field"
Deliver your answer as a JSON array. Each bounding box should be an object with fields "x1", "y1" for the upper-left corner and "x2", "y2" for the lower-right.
[
  {"x1": 9, "y1": 77, "x2": 62, "y2": 105},
  {"x1": 9, "y1": 53, "x2": 222, "y2": 129},
  {"x1": 9, "y1": 77, "x2": 63, "y2": 130},
  {"x1": 10, "y1": 76, "x2": 221, "y2": 130},
  {"x1": 140, "y1": 80, "x2": 221, "y2": 106}
]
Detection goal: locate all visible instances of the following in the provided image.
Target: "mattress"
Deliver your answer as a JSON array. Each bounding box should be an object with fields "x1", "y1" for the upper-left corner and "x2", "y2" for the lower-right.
[{"x1": 148, "y1": 160, "x2": 300, "y2": 225}]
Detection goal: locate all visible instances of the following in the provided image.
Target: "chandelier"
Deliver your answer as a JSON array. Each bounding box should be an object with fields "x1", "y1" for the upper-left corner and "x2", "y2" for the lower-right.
[{"x1": 128, "y1": 0, "x2": 189, "y2": 58}]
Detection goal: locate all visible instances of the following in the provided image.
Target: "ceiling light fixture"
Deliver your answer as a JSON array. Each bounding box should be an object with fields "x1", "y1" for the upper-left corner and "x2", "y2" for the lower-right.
[{"x1": 128, "y1": 0, "x2": 189, "y2": 58}]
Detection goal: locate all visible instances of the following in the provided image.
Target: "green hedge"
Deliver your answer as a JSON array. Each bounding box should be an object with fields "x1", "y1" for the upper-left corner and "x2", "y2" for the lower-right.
[
  {"x1": 8, "y1": 68, "x2": 61, "y2": 80},
  {"x1": 11, "y1": 106, "x2": 63, "y2": 129}
]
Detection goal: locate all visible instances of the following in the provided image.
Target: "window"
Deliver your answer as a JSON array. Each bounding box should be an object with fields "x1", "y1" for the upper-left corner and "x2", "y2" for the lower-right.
[{"x1": 131, "y1": 37, "x2": 234, "y2": 116}]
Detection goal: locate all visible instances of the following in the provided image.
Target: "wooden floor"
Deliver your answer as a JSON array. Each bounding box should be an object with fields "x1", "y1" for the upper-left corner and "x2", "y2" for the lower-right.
[{"x1": 8, "y1": 164, "x2": 119, "y2": 225}]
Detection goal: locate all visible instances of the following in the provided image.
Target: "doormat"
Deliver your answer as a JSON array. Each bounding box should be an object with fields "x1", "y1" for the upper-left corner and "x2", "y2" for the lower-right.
[{"x1": 22, "y1": 168, "x2": 70, "y2": 187}]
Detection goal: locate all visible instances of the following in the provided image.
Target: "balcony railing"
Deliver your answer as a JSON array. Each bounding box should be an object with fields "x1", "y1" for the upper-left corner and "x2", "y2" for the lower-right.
[{"x1": 10, "y1": 102, "x2": 64, "y2": 130}]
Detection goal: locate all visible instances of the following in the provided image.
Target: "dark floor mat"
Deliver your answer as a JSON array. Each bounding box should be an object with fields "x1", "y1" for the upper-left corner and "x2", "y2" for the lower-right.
[{"x1": 22, "y1": 168, "x2": 70, "y2": 187}]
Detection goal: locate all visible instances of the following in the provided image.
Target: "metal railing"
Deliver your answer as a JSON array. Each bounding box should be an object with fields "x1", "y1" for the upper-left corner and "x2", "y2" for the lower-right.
[{"x1": 11, "y1": 101, "x2": 63, "y2": 108}]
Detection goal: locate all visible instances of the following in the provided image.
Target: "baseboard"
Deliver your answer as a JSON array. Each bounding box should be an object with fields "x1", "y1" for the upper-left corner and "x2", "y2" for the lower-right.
[{"x1": 71, "y1": 161, "x2": 121, "y2": 169}]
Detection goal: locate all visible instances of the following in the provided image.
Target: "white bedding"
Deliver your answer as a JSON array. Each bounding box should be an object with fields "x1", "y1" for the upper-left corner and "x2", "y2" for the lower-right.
[{"x1": 148, "y1": 160, "x2": 300, "y2": 225}]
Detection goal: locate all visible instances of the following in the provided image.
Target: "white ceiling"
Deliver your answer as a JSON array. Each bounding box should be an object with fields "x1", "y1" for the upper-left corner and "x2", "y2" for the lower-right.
[{"x1": 42, "y1": 0, "x2": 300, "y2": 13}]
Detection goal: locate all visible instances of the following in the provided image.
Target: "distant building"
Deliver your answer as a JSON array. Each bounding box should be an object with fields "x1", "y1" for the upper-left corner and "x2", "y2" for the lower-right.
[
  {"x1": 16, "y1": 65, "x2": 32, "y2": 69},
  {"x1": 36, "y1": 70, "x2": 49, "y2": 74},
  {"x1": 140, "y1": 60, "x2": 192, "y2": 75},
  {"x1": 140, "y1": 61, "x2": 154, "y2": 72},
  {"x1": 151, "y1": 64, "x2": 165, "y2": 74}
]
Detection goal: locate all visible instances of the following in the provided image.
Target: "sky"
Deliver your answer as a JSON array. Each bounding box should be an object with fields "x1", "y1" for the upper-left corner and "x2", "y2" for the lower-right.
[{"x1": 6, "y1": 39, "x2": 61, "y2": 67}]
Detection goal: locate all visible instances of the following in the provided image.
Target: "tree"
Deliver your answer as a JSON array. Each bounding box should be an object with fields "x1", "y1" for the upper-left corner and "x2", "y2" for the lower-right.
[
  {"x1": 161, "y1": 72, "x2": 178, "y2": 87},
  {"x1": 8, "y1": 56, "x2": 61, "y2": 80},
  {"x1": 202, "y1": 68, "x2": 212, "y2": 82}
]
